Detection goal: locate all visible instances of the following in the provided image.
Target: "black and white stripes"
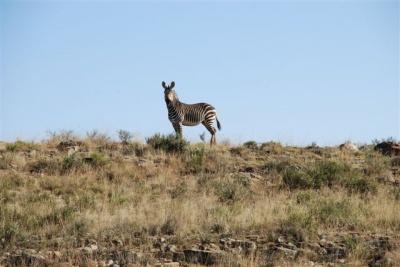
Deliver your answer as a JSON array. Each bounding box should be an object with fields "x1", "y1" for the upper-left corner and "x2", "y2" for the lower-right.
[{"x1": 162, "y1": 81, "x2": 221, "y2": 145}]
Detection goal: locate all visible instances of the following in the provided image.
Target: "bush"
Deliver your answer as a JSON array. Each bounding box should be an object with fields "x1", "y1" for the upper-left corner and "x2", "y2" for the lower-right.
[
  {"x1": 62, "y1": 155, "x2": 84, "y2": 173},
  {"x1": 282, "y1": 168, "x2": 311, "y2": 189},
  {"x1": 282, "y1": 161, "x2": 354, "y2": 190},
  {"x1": 85, "y1": 152, "x2": 109, "y2": 168},
  {"x1": 214, "y1": 177, "x2": 251, "y2": 203},
  {"x1": 260, "y1": 141, "x2": 283, "y2": 154},
  {"x1": 146, "y1": 133, "x2": 188, "y2": 153},
  {"x1": 185, "y1": 145, "x2": 206, "y2": 173},
  {"x1": 6, "y1": 141, "x2": 38, "y2": 152},
  {"x1": 118, "y1": 130, "x2": 133, "y2": 144},
  {"x1": 122, "y1": 142, "x2": 146, "y2": 156},
  {"x1": 345, "y1": 176, "x2": 377, "y2": 195},
  {"x1": 28, "y1": 158, "x2": 59, "y2": 174},
  {"x1": 243, "y1": 141, "x2": 258, "y2": 150},
  {"x1": 309, "y1": 161, "x2": 349, "y2": 188}
]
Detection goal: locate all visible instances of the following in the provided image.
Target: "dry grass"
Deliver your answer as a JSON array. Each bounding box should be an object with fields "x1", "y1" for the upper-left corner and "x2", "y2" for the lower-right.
[{"x1": 0, "y1": 135, "x2": 399, "y2": 266}]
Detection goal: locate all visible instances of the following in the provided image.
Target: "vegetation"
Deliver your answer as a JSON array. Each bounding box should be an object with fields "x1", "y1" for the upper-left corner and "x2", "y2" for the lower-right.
[{"x1": 0, "y1": 134, "x2": 399, "y2": 266}]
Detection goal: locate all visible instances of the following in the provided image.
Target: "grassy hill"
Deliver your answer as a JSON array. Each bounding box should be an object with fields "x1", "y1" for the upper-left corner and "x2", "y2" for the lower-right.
[{"x1": 0, "y1": 133, "x2": 399, "y2": 266}]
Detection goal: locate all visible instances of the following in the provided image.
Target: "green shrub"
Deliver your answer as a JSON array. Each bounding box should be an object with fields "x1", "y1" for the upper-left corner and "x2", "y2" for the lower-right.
[
  {"x1": 146, "y1": 133, "x2": 188, "y2": 153},
  {"x1": 62, "y1": 155, "x2": 84, "y2": 173},
  {"x1": 345, "y1": 175, "x2": 377, "y2": 195},
  {"x1": 214, "y1": 178, "x2": 251, "y2": 203},
  {"x1": 282, "y1": 161, "x2": 356, "y2": 190},
  {"x1": 282, "y1": 167, "x2": 311, "y2": 189},
  {"x1": 6, "y1": 141, "x2": 38, "y2": 152},
  {"x1": 243, "y1": 141, "x2": 258, "y2": 150},
  {"x1": 87, "y1": 152, "x2": 109, "y2": 168},
  {"x1": 185, "y1": 145, "x2": 206, "y2": 173},
  {"x1": 121, "y1": 142, "x2": 146, "y2": 156},
  {"x1": 309, "y1": 161, "x2": 349, "y2": 188},
  {"x1": 260, "y1": 141, "x2": 283, "y2": 154},
  {"x1": 264, "y1": 160, "x2": 293, "y2": 173},
  {"x1": 28, "y1": 158, "x2": 59, "y2": 174}
]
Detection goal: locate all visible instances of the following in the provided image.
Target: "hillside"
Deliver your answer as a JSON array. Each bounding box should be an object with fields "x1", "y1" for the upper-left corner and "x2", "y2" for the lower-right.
[{"x1": 0, "y1": 134, "x2": 399, "y2": 267}]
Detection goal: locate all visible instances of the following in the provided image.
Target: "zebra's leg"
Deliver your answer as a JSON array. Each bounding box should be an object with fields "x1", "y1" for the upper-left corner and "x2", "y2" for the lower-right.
[
  {"x1": 202, "y1": 122, "x2": 216, "y2": 146},
  {"x1": 172, "y1": 123, "x2": 183, "y2": 138}
]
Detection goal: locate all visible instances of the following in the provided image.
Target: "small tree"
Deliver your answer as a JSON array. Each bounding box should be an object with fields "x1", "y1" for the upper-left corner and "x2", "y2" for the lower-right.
[{"x1": 118, "y1": 130, "x2": 133, "y2": 144}]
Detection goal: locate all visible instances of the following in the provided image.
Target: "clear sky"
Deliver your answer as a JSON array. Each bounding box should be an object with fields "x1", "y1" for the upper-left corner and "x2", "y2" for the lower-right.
[{"x1": 0, "y1": 1, "x2": 399, "y2": 145}]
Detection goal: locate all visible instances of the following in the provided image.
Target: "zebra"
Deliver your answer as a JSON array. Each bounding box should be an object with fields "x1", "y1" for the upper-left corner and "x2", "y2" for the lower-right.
[{"x1": 162, "y1": 81, "x2": 221, "y2": 145}]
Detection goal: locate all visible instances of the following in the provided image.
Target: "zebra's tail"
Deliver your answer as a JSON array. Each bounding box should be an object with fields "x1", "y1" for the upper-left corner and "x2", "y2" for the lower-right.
[{"x1": 216, "y1": 117, "x2": 222, "y2": 131}]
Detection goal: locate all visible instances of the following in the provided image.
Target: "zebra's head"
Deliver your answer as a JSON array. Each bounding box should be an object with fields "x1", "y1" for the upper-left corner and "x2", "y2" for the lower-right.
[{"x1": 162, "y1": 81, "x2": 178, "y2": 103}]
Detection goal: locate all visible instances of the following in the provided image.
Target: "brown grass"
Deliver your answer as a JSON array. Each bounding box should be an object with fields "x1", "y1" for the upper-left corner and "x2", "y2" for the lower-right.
[{"x1": 0, "y1": 135, "x2": 399, "y2": 266}]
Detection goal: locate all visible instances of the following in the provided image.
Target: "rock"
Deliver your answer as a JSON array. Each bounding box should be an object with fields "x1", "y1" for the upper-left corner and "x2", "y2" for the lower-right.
[
  {"x1": 375, "y1": 141, "x2": 400, "y2": 156},
  {"x1": 377, "y1": 172, "x2": 395, "y2": 184},
  {"x1": 57, "y1": 140, "x2": 78, "y2": 152},
  {"x1": 219, "y1": 238, "x2": 256, "y2": 254},
  {"x1": 339, "y1": 142, "x2": 358, "y2": 151},
  {"x1": 275, "y1": 246, "x2": 298, "y2": 259},
  {"x1": 166, "y1": 244, "x2": 178, "y2": 253},
  {"x1": 246, "y1": 235, "x2": 260, "y2": 242},
  {"x1": 263, "y1": 245, "x2": 298, "y2": 260},
  {"x1": 183, "y1": 249, "x2": 223, "y2": 265},
  {"x1": 319, "y1": 241, "x2": 347, "y2": 260},
  {"x1": 277, "y1": 236, "x2": 286, "y2": 243},
  {"x1": 7, "y1": 250, "x2": 48, "y2": 266}
]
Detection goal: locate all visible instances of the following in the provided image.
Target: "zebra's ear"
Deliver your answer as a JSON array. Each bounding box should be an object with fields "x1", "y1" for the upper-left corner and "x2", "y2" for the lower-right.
[
  {"x1": 170, "y1": 81, "x2": 175, "y2": 89},
  {"x1": 162, "y1": 81, "x2": 167, "y2": 89}
]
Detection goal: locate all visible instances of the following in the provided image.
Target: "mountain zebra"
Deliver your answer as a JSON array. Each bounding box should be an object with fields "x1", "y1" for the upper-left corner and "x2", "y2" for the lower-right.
[{"x1": 162, "y1": 81, "x2": 221, "y2": 145}]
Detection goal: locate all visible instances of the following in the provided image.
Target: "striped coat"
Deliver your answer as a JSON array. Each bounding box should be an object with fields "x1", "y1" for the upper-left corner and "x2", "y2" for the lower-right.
[{"x1": 162, "y1": 81, "x2": 221, "y2": 145}]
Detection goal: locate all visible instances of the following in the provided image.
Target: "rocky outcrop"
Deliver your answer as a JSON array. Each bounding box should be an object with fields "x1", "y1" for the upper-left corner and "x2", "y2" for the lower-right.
[{"x1": 374, "y1": 141, "x2": 400, "y2": 156}]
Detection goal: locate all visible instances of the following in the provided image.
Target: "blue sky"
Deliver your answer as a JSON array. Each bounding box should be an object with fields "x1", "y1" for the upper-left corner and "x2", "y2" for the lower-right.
[{"x1": 0, "y1": 1, "x2": 398, "y2": 145}]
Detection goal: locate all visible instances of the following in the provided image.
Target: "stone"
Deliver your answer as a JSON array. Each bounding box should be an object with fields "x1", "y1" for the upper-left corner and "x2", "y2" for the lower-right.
[
  {"x1": 57, "y1": 140, "x2": 78, "y2": 152},
  {"x1": 377, "y1": 172, "x2": 395, "y2": 184},
  {"x1": 183, "y1": 249, "x2": 223, "y2": 265},
  {"x1": 275, "y1": 246, "x2": 298, "y2": 259},
  {"x1": 374, "y1": 141, "x2": 400, "y2": 156},
  {"x1": 224, "y1": 239, "x2": 256, "y2": 254},
  {"x1": 7, "y1": 250, "x2": 48, "y2": 266},
  {"x1": 339, "y1": 142, "x2": 358, "y2": 151},
  {"x1": 166, "y1": 245, "x2": 178, "y2": 253}
]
